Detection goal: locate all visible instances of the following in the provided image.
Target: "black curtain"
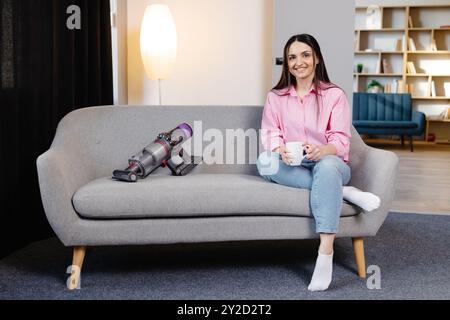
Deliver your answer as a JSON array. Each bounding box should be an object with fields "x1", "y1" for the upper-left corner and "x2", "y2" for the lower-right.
[{"x1": 0, "y1": 0, "x2": 113, "y2": 258}]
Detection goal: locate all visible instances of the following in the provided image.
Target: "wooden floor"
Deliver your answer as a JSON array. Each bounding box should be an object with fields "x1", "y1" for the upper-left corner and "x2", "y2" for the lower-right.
[{"x1": 364, "y1": 141, "x2": 450, "y2": 215}]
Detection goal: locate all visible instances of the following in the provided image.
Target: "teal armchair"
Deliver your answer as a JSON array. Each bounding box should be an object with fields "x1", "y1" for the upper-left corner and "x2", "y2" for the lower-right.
[{"x1": 353, "y1": 93, "x2": 426, "y2": 151}]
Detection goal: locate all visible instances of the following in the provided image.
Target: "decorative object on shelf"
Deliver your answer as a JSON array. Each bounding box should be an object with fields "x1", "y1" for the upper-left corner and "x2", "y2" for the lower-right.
[
  {"x1": 357, "y1": 63, "x2": 364, "y2": 73},
  {"x1": 367, "y1": 80, "x2": 384, "y2": 93},
  {"x1": 427, "y1": 133, "x2": 436, "y2": 142},
  {"x1": 366, "y1": 5, "x2": 382, "y2": 29}
]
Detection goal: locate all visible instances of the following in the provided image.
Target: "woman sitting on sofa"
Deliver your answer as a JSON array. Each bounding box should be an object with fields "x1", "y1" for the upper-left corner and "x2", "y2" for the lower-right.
[{"x1": 257, "y1": 34, "x2": 380, "y2": 291}]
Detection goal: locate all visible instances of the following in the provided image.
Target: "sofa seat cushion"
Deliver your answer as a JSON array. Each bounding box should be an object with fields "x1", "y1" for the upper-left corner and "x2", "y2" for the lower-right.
[
  {"x1": 353, "y1": 120, "x2": 417, "y2": 129},
  {"x1": 72, "y1": 174, "x2": 360, "y2": 219}
]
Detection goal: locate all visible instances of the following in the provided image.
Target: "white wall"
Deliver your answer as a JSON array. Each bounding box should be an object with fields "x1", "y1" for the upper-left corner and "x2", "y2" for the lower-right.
[
  {"x1": 273, "y1": 0, "x2": 355, "y2": 100},
  {"x1": 127, "y1": 0, "x2": 273, "y2": 106}
]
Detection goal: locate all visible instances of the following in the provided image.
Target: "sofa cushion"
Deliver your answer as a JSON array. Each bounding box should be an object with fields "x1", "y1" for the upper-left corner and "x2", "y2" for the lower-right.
[
  {"x1": 353, "y1": 120, "x2": 417, "y2": 129},
  {"x1": 72, "y1": 174, "x2": 360, "y2": 219}
]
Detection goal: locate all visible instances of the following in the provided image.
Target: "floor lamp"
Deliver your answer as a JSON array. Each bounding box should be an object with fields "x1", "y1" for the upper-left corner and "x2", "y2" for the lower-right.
[{"x1": 140, "y1": 4, "x2": 178, "y2": 106}]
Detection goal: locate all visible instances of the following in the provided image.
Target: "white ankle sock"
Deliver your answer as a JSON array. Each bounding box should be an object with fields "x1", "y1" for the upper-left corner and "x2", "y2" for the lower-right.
[
  {"x1": 308, "y1": 251, "x2": 333, "y2": 292},
  {"x1": 343, "y1": 186, "x2": 381, "y2": 212}
]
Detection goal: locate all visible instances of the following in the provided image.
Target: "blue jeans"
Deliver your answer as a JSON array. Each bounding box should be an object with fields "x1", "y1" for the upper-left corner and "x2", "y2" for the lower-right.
[{"x1": 256, "y1": 152, "x2": 351, "y2": 234}]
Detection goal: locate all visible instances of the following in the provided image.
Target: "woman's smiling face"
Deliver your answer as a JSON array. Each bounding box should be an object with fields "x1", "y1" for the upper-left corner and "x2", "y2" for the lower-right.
[{"x1": 287, "y1": 41, "x2": 318, "y2": 81}]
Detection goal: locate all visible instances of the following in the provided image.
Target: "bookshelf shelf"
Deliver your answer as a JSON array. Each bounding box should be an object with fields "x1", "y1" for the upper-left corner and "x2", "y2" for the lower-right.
[
  {"x1": 357, "y1": 28, "x2": 405, "y2": 32},
  {"x1": 427, "y1": 119, "x2": 450, "y2": 123},
  {"x1": 407, "y1": 74, "x2": 450, "y2": 77},
  {"x1": 355, "y1": 51, "x2": 403, "y2": 54},
  {"x1": 412, "y1": 97, "x2": 450, "y2": 100},
  {"x1": 354, "y1": 73, "x2": 403, "y2": 77},
  {"x1": 407, "y1": 51, "x2": 450, "y2": 54},
  {"x1": 409, "y1": 28, "x2": 450, "y2": 31},
  {"x1": 355, "y1": 4, "x2": 450, "y2": 143}
]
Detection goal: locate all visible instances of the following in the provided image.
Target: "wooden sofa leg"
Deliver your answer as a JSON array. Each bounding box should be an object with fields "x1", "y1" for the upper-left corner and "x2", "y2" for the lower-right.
[
  {"x1": 401, "y1": 135, "x2": 405, "y2": 147},
  {"x1": 409, "y1": 136, "x2": 414, "y2": 152},
  {"x1": 352, "y1": 238, "x2": 366, "y2": 278},
  {"x1": 68, "y1": 246, "x2": 86, "y2": 290}
]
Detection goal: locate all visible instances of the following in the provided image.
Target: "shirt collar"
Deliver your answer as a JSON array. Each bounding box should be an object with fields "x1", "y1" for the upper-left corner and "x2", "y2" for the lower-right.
[{"x1": 272, "y1": 84, "x2": 319, "y2": 97}]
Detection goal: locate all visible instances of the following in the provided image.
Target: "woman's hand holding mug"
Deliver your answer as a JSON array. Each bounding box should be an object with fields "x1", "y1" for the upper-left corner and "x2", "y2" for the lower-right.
[
  {"x1": 304, "y1": 144, "x2": 326, "y2": 161},
  {"x1": 274, "y1": 146, "x2": 293, "y2": 166}
]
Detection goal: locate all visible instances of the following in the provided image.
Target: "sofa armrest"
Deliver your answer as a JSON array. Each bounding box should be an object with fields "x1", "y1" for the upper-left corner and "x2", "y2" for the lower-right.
[
  {"x1": 36, "y1": 148, "x2": 95, "y2": 245},
  {"x1": 412, "y1": 111, "x2": 426, "y2": 135},
  {"x1": 348, "y1": 144, "x2": 399, "y2": 235}
]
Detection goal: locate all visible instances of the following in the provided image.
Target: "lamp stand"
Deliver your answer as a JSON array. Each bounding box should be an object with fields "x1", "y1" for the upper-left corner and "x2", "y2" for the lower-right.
[{"x1": 158, "y1": 79, "x2": 162, "y2": 106}]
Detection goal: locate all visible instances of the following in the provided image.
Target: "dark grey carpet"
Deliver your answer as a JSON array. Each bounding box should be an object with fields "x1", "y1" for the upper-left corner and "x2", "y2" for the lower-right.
[{"x1": 0, "y1": 213, "x2": 449, "y2": 300}]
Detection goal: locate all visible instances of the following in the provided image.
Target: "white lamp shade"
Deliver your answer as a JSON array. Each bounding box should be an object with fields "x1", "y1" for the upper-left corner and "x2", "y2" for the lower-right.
[{"x1": 140, "y1": 5, "x2": 177, "y2": 80}]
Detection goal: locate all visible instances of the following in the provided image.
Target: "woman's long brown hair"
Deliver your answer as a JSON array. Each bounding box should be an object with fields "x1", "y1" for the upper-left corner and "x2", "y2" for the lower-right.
[{"x1": 273, "y1": 34, "x2": 339, "y2": 123}]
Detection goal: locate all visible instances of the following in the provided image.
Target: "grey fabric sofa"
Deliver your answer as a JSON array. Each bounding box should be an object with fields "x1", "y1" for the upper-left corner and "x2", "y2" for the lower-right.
[{"x1": 37, "y1": 105, "x2": 399, "y2": 289}]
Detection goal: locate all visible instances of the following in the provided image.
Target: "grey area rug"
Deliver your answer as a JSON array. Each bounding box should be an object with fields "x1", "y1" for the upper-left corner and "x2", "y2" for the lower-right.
[{"x1": 0, "y1": 212, "x2": 449, "y2": 300}]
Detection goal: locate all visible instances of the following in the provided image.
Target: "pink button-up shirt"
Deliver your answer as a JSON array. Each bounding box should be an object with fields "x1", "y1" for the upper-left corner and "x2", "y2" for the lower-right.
[{"x1": 261, "y1": 83, "x2": 351, "y2": 162}]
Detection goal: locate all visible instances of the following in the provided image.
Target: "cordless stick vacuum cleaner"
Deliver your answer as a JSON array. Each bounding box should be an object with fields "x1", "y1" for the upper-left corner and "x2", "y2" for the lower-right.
[{"x1": 112, "y1": 123, "x2": 199, "y2": 182}]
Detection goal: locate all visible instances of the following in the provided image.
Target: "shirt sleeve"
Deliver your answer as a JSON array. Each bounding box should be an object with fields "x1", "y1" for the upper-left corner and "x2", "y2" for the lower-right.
[
  {"x1": 261, "y1": 93, "x2": 284, "y2": 152},
  {"x1": 325, "y1": 90, "x2": 351, "y2": 161}
]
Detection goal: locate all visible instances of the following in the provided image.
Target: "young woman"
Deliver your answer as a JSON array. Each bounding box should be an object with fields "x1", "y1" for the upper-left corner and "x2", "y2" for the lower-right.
[{"x1": 257, "y1": 34, "x2": 380, "y2": 291}]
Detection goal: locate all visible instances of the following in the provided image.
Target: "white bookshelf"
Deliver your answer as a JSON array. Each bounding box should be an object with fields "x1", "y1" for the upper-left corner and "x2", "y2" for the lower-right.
[{"x1": 354, "y1": 5, "x2": 450, "y2": 143}]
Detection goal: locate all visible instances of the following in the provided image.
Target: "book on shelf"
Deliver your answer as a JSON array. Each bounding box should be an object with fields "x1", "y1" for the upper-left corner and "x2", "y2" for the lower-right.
[
  {"x1": 431, "y1": 81, "x2": 437, "y2": 97},
  {"x1": 444, "y1": 106, "x2": 450, "y2": 120},
  {"x1": 402, "y1": 35, "x2": 407, "y2": 52},
  {"x1": 384, "y1": 83, "x2": 391, "y2": 93},
  {"x1": 408, "y1": 16, "x2": 414, "y2": 28},
  {"x1": 391, "y1": 79, "x2": 406, "y2": 94},
  {"x1": 444, "y1": 82, "x2": 450, "y2": 97},
  {"x1": 407, "y1": 61, "x2": 417, "y2": 75},
  {"x1": 391, "y1": 79, "x2": 398, "y2": 93},
  {"x1": 382, "y1": 59, "x2": 392, "y2": 74},
  {"x1": 397, "y1": 80, "x2": 405, "y2": 93},
  {"x1": 427, "y1": 77, "x2": 432, "y2": 97},
  {"x1": 395, "y1": 38, "x2": 402, "y2": 52},
  {"x1": 376, "y1": 58, "x2": 381, "y2": 74},
  {"x1": 408, "y1": 37, "x2": 416, "y2": 51},
  {"x1": 354, "y1": 33, "x2": 359, "y2": 51},
  {"x1": 408, "y1": 83, "x2": 415, "y2": 95},
  {"x1": 430, "y1": 38, "x2": 437, "y2": 51},
  {"x1": 434, "y1": 106, "x2": 450, "y2": 121}
]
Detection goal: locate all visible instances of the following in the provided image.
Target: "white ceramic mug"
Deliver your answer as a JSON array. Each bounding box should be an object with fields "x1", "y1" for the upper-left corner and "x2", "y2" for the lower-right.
[{"x1": 286, "y1": 141, "x2": 305, "y2": 166}]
